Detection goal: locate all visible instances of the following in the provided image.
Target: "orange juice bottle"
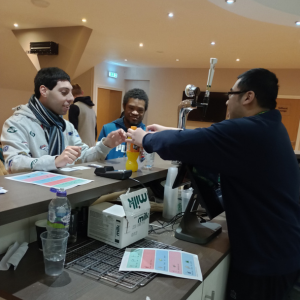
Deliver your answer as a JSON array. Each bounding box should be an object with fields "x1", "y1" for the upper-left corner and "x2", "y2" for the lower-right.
[{"x1": 126, "y1": 126, "x2": 139, "y2": 172}]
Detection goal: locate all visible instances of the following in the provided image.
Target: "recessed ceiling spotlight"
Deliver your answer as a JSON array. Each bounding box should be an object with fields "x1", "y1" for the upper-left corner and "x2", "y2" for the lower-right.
[
  {"x1": 139, "y1": 43, "x2": 143, "y2": 47},
  {"x1": 176, "y1": 59, "x2": 179, "y2": 61},
  {"x1": 168, "y1": 12, "x2": 174, "y2": 17},
  {"x1": 211, "y1": 41, "x2": 215, "y2": 45},
  {"x1": 296, "y1": 21, "x2": 300, "y2": 26},
  {"x1": 14, "y1": 23, "x2": 18, "y2": 27},
  {"x1": 125, "y1": 59, "x2": 127, "y2": 61},
  {"x1": 225, "y1": 0, "x2": 236, "y2": 3},
  {"x1": 82, "y1": 18, "x2": 87, "y2": 22},
  {"x1": 31, "y1": 0, "x2": 50, "y2": 8},
  {"x1": 236, "y1": 58, "x2": 240, "y2": 61}
]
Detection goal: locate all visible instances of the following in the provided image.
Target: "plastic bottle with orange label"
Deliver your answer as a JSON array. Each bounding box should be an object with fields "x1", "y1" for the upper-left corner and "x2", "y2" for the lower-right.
[{"x1": 126, "y1": 126, "x2": 139, "y2": 172}]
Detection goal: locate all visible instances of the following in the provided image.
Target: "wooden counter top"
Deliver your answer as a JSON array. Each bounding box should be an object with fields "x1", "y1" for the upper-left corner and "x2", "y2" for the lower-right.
[
  {"x1": 0, "y1": 157, "x2": 169, "y2": 226},
  {"x1": 0, "y1": 157, "x2": 230, "y2": 300},
  {"x1": 0, "y1": 214, "x2": 229, "y2": 300}
]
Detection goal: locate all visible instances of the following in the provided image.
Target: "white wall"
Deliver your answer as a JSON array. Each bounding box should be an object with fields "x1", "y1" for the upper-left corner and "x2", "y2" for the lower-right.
[
  {"x1": 0, "y1": 87, "x2": 32, "y2": 136},
  {"x1": 124, "y1": 67, "x2": 300, "y2": 128}
]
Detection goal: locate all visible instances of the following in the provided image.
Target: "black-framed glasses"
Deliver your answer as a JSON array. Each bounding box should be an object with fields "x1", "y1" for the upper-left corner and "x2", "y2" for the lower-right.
[{"x1": 226, "y1": 91, "x2": 248, "y2": 97}]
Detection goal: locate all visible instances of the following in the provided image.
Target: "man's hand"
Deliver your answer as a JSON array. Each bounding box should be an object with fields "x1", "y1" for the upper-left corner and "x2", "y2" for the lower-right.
[
  {"x1": 103, "y1": 129, "x2": 126, "y2": 148},
  {"x1": 55, "y1": 146, "x2": 82, "y2": 168},
  {"x1": 126, "y1": 128, "x2": 147, "y2": 148},
  {"x1": 146, "y1": 124, "x2": 179, "y2": 132}
]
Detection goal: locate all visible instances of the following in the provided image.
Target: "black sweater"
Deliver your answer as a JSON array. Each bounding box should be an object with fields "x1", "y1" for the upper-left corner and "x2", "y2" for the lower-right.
[{"x1": 143, "y1": 110, "x2": 300, "y2": 276}]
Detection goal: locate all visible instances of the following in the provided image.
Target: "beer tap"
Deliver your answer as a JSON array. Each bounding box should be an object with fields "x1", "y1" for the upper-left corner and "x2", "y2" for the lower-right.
[{"x1": 177, "y1": 58, "x2": 218, "y2": 130}]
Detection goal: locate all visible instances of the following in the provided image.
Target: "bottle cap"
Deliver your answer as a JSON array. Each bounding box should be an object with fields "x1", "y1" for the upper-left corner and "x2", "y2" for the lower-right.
[
  {"x1": 50, "y1": 187, "x2": 67, "y2": 197},
  {"x1": 131, "y1": 126, "x2": 137, "y2": 130}
]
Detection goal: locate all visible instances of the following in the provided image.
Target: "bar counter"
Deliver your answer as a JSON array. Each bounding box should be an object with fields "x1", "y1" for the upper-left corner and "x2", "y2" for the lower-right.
[{"x1": 0, "y1": 157, "x2": 230, "y2": 300}]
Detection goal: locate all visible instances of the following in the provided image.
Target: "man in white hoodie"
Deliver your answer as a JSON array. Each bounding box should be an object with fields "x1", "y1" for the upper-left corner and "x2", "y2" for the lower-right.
[{"x1": 1, "y1": 67, "x2": 126, "y2": 173}]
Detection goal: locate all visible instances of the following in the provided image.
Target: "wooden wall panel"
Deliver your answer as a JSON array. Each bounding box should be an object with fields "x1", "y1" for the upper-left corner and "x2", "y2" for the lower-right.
[{"x1": 276, "y1": 98, "x2": 300, "y2": 149}]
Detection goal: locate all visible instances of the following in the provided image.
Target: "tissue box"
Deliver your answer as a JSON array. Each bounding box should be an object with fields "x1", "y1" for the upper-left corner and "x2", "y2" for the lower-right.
[{"x1": 88, "y1": 188, "x2": 150, "y2": 249}]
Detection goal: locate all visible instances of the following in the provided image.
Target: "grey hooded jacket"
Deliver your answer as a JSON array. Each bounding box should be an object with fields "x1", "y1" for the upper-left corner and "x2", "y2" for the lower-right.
[{"x1": 1, "y1": 104, "x2": 110, "y2": 173}]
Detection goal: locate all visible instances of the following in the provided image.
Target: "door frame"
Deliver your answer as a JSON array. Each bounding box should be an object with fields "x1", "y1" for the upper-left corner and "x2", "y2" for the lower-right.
[{"x1": 93, "y1": 84, "x2": 124, "y2": 116}]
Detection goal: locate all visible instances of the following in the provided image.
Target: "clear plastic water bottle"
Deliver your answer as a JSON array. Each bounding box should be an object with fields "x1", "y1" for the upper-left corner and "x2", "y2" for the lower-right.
[{"x1": 47, "y1": 188, "x2": 71, "y2": 232}]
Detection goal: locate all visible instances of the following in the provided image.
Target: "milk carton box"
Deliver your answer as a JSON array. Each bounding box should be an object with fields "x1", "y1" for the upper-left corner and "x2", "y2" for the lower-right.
[{"x1": 88, "y1": 188, "x2": 150, "y2": 248}]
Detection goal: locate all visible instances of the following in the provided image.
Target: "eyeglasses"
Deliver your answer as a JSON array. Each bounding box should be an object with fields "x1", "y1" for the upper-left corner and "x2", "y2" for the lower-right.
[{"x1": 226, "y1": 91, "x2": 248, "y2": 97}]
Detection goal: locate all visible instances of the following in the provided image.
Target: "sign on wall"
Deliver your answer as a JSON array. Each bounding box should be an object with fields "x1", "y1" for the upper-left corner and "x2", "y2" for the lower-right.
[{"x1": 277, "y1": 105, "x2": 290, "y2": 116}]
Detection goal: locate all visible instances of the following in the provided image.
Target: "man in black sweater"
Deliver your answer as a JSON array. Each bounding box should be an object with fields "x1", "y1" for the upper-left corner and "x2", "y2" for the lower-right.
[{"x1": 127, "y1": 68, "x2": 300, "y2": 300}]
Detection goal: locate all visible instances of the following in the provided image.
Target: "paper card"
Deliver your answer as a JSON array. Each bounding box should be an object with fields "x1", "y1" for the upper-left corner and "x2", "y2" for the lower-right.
[
  {"x1": 0, "y1": 187, "x2": 8, "y2": 194},
  {"x1": 72, "y1": 166, "x2": 92, "y2": 170},
  {"x1": 120, "y1": 248, "x2": 202, "y2": 281},
  {"x1": 5, "y1": 171, "x2": 93, "y2": 190},
  {"x1": 60, "y1": 167, "x2": 76, "y2": 172}
]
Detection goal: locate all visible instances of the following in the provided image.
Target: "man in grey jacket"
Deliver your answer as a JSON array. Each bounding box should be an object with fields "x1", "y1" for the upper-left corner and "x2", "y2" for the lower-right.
[
  {"x1": 1, "y1": 67, "x2": 126, "y2": 173},
  {"x1": 69, "y1": 83, "x2": 97, "y2": 148}
]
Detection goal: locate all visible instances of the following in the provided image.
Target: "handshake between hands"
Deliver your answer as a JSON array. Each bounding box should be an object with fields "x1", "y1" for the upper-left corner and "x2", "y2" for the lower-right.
[{"x1": 55, "y1": 124, "x2": 171, "y2": 168}]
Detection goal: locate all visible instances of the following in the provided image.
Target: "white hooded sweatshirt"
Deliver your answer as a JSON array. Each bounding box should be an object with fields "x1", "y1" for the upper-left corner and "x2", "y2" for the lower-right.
[{"x1": 1, "y1": 104, "x2": 111, "y2": 173}]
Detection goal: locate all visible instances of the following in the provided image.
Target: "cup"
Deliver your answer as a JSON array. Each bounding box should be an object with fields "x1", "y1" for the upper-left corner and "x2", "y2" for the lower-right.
[
  {"x1": 144, "y1": 152, "x2": 155, "y2": 170},
  {"x1": 163, "y1": 185, "x2": 179, "y2": 220},
  {"x1": 35, "y1": 219, "x2": 47, "y2": 251},
  {"x1": 182, "y1": 189, "x2": 193, "y2": 213},
  {"x1": 40, "y1": 230, "x2": 69, "y2": 276},
  {"x1": 165, "y1": 167, "x2": 178, "y2": 187}
]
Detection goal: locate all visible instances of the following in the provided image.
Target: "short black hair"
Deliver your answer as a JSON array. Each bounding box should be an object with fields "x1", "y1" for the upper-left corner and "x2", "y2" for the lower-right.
[
  {"x1": 237, "y1": 68, "x2": 279, "y2": 110},
  {"x1": 34, "y1": 67, "x2": 71, "y2": 99},
  {"x1": 123, "y1": 88, "x2": 149, "y2": 111}
]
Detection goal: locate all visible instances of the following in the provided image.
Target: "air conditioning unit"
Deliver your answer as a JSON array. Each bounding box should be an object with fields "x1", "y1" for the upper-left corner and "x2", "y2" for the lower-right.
[{"x1": 29, "y1": 41, "x2": 59, "y2": 55}]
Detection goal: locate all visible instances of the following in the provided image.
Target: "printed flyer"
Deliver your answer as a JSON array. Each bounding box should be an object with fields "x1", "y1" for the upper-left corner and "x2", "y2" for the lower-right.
[{"x1": 119, "y1": 248, "x2": 202, "y2": 281}]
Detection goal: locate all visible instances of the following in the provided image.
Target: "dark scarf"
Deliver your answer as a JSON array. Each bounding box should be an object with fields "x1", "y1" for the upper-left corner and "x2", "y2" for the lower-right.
[{"x1": 28, "y1": 95, "x2": 66, "y2": 156}]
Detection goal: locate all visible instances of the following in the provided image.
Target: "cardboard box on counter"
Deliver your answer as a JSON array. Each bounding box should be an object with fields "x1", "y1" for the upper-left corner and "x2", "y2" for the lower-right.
[{"x1": 88, "y1": 188, "x2": 150, "y2": 248}]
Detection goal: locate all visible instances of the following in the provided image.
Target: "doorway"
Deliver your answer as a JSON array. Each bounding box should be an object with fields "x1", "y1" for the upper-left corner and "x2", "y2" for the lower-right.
[{"x1": 97, "y1": 88, "x2": 123, "y2": 138}]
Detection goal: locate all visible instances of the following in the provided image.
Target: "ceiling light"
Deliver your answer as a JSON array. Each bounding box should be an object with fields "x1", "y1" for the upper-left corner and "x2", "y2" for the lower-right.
[
  {"x1": 82, "y1": 18, "x2": 87, "y2": 22},
  {"x1": 168, "y1": 13, "x2": 174, "y2": 17},
  {"x1": 125, "y1": 59, "x2": 127, "y2": 61},
  {"x1": 296, "y1": 21, "x2": 300, "y2": 26},
  {"x1": 139, "y1": 43, "x2": 143, "y2": 47},
  {"x1": 211, "y1": 41, "x2": 215, "y2": 45},
  {"x1": 236, "y1": 58, "x2": 240, "y2": 61},
  {"x1": 225, "y1": 0, "x2": 236, "y2": 3},
  {"x1": 176, "y1": 59, "x2": 179, "y2": 61},
  {"x1": 14, "y1": 23, "x2": 18, "y2": 27}
]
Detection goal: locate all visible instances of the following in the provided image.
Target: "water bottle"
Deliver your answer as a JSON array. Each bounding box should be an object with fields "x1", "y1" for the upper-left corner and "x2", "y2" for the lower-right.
[{"x1": 47, "y1": 188, "x2": 71, "y2": 232}]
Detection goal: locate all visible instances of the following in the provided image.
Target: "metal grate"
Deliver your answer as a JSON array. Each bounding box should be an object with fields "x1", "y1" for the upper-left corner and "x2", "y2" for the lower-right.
[{"x1": 65, "y1": 238, "x2": 181, "y2": 292}]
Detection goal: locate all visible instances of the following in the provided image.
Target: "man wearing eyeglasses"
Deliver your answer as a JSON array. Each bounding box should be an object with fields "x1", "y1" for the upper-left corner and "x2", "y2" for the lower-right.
[{"x1": 126, "y1": 68, "x2": 300, "y2": 300}]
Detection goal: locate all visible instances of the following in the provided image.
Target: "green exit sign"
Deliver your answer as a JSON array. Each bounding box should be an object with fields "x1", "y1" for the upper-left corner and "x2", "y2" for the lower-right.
[{"x1": 108, "y1": 71, "x2": 118, "y2": 78}]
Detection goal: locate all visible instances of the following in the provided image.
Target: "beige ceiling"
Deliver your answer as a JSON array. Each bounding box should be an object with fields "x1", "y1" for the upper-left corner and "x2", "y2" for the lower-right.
[{"x1": 0, "y1": 0, "x2": 299, "y2": 81}]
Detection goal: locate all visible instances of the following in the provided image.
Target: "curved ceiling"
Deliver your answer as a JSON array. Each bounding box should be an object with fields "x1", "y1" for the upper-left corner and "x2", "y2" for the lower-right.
[
  {"x1": 253, "y1": 0, "x2": 300, "y2": 16},
  {"x1": 0, "y1": 0, "x2": 299, "y2": 83},
  {"x1": 208, "y1": 0, "x2": 300, "y2": 27}
]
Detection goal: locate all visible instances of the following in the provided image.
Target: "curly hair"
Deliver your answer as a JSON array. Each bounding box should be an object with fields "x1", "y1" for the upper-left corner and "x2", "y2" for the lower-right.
[{"x1": 123, "y1": 88, "x2": 149, "y2": 111}]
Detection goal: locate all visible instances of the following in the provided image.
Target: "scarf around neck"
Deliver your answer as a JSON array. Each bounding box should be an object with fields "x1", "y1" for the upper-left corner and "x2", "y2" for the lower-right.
[{"x1": 28, "y1": 95, "x2": 66, "y2": 156}]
